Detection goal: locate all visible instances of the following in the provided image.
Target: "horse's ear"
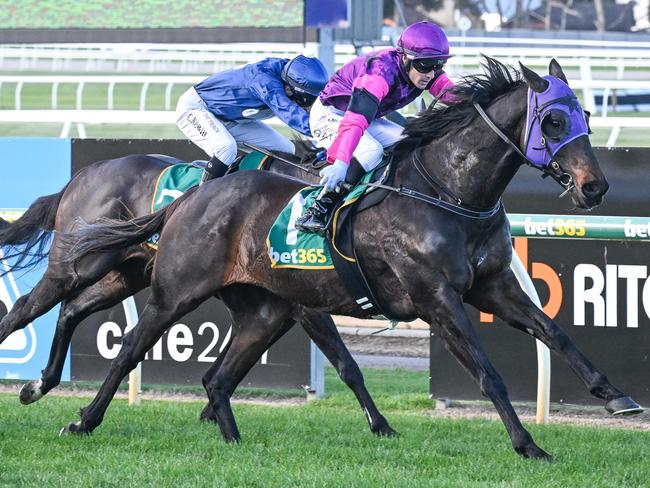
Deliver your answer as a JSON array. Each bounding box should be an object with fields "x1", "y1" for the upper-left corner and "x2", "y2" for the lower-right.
[
  {"x1": 519, "y1": 62, "x2": 549, "y2": 93},
  {"x1": 549, "y1": 58, "x2": 568, "y2": 85}
]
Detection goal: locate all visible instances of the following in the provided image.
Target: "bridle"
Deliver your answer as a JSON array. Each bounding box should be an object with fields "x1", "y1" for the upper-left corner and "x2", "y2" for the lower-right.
[
  {"x1": 361, "y1": 80, "x2": 586, "y2": 219},
  {"x1": 474, "y1": 74, "x2": 593, "y2": 198},
  {"x1": 473, "y1": 98, "x2": 576, "y2": 198}
]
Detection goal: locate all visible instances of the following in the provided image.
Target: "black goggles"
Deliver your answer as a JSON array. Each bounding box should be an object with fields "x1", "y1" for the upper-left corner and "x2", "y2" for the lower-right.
[
  {"x1": 291, "y1": 91, "x2": 317, "y2": 108},
  {"x1": 411, "y1": 58, "x2": 446, "y2": 74}
]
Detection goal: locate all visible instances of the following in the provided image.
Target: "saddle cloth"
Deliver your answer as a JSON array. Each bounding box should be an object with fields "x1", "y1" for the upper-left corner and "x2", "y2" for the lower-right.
[
  {"x1": 266, "y1": 169, "x2": 378, "y2": 270},
  {"x1": 150, "y1": 151, "x2": 269, "y2": 213}
]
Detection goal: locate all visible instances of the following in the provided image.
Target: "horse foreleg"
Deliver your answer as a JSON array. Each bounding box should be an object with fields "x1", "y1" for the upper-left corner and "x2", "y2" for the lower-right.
[
  {"x1": 421, "y1": 285, "x2": 551, "y2": 460},
  {"x1": 466, "y1": 268, "x2": 643, "y2": 415},
  {"x1": 298, "y1": 308, "x2": 397, "y2": 436},
  {"x1": 198, "y1": 332, "x2": 231, "y2": 424},
  {"x1": 20, "y1": 263, "x2": 148, "y2": 405}
]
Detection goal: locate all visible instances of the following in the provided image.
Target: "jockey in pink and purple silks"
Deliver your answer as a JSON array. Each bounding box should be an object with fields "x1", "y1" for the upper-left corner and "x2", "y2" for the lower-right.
[{"x1": 296, "y1": 21, "x2": 457, "y2": 234}]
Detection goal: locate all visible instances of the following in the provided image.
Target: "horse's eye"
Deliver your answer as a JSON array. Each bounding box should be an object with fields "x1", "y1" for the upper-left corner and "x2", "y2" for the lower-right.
[{"x1": 541, "y1": 109, "x2": 571, "y2": 141}]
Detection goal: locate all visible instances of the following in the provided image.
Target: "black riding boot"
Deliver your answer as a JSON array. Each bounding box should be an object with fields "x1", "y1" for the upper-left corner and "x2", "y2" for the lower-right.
[
  {"x1": 295, "y1": 159, "x2": 366, "y2": 235},
  {"x1": 200, "y1": 156, "x2": 229, "y2": 185},
  {"x1": 295, "y1": 188, "x2": 344, "y2": 235}
]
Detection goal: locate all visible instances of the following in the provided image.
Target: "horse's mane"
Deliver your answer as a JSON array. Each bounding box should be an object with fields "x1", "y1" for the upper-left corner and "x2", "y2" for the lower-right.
[{"x1": 394, "y1": 56, "x2": 523, "y2": 156}]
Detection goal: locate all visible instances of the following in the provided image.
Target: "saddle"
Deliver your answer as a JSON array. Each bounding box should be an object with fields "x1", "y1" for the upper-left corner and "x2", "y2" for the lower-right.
[{"x1": 267, "y1": 151, "x2": 396, "y2": 319}]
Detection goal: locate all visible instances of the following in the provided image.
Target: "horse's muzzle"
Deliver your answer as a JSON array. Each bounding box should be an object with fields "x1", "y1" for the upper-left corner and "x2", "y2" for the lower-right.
[{"x1": 580, "y1": 179, "x2": 609, "y2": 207}]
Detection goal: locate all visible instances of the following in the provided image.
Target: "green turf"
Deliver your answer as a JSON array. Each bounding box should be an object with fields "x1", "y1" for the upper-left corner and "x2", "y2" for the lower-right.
[{"x1": 0, "y1": 368, "x2": 648, "y2": 487}]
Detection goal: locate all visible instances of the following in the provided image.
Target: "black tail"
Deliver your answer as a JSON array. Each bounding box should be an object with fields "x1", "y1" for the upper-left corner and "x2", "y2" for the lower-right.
[
  {"x1": 61, "y1": 187, "x2": 197, "y2": 265},
  {"x1": 0, "y1": 188, "x2": 67, "y2": 276}
]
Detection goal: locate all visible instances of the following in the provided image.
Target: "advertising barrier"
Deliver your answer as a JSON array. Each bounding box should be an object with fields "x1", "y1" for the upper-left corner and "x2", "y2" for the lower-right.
[
  {"x1": 0, "y1": 138, "x2": 318, "y2": 393},
  {"x1": 430, "y1": 148, "x2": 650, "y2": 406},
  {"x1": 0, "y1": 138, "x2": 71, "y2": 380}
]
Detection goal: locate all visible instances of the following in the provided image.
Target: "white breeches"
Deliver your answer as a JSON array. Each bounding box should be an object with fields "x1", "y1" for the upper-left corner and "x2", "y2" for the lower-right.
[
  {"x1": 175, "y1": 87, "x2": 295, "y2": 165},
  {"x1": 309, "y1": 97, "x2": 405, "y2": 171}
]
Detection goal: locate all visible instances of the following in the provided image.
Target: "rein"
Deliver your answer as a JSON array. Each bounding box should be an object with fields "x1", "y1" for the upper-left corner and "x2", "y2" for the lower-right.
[
  {"x1": 473, "y1": 102, "x2": 575, "y2": 198},
  {"x1": 366, "y1": 180, "x2": 502, "y2": 219}
]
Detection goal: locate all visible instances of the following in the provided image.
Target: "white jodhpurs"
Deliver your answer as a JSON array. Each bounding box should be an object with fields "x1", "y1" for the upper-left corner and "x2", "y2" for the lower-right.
[
  {"x1": 309, "y1": 98, "x2": 405, "y2": 171},
  {"x1": 175, "y1": 87, "x2": 295, "y2": 165}
]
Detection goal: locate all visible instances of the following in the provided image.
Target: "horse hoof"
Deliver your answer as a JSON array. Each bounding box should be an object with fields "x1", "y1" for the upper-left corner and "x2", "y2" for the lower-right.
[
  {"x1": 19, "y1": 380, "x2": 44, "y2": 405},
  {"x1": 517, "y1": 444, "x2": 553, "y2": 462},
  {"x1": 199, "y1": 404, "x2": 217, "y2": 423},
  {"x1": 60, "y1": 421, "x2": 89, "y2": 436},
  {"x1": 606, "y1": 396, "x2": 645, "y2": 416},
  {"x1": 372, "y1": 424, "x2": 399, "y2": 437}
]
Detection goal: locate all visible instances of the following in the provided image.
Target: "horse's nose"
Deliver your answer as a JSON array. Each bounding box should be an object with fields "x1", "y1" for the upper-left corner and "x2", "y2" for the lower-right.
[{"x1": 582, "y1": 180, "x2": 609, "y2": 200}]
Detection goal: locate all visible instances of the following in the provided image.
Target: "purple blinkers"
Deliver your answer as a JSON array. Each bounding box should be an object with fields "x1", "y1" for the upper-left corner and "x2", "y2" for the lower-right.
[{"x1": 523, "y1": 76, "x2": 589, "y2": 168}]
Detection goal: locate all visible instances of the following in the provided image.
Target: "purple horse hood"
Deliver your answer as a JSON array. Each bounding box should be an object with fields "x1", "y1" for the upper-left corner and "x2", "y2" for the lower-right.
[{"x1": 524, "y1": 76, "x2": 589, "y2": 168}]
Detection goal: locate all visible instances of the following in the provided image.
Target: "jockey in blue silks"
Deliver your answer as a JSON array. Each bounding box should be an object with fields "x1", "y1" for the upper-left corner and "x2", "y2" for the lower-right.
[
  {"x1": 176, "y1": 55, "x2": 329, "y2": 184},
  {"x1": 296, "y1": 21, "x2": 458, "y2": 234}
]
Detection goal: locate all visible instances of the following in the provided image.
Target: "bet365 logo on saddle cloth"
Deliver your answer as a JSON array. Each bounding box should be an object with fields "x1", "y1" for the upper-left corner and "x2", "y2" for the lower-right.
[
  {"x1": 267, "y1": 188, "x2": 334, "y2": 269},
  {"x1": 267, "y1": 169, "x2": 378, "y2": 270}
]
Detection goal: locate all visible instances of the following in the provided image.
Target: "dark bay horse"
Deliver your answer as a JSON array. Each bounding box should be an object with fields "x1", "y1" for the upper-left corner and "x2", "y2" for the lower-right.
[
  {"x1": 58, "y1": 57, "x2": 643, "y2": 460},
  {"x1": 0, "y1": 146, "x2": 396, "y2": 436}
]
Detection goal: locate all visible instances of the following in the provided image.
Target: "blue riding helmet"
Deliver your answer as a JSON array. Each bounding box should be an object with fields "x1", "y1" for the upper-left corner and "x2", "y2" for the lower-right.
[{"x1": 281, "y1": 55, "x2": 329, "y2": 96}]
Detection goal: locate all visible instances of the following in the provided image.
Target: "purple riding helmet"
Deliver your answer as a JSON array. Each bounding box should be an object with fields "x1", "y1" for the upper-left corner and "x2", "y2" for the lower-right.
[
  {"x1": 524, "y1": 75, "x2": 590, "y2": 168},
  {"x1": 397, "y1": 21, "x2": 453, "y2": 60}
]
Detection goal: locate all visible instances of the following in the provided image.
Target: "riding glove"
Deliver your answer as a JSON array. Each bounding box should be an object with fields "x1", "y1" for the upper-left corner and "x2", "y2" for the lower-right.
[{"x1": 319, "y1": 159, "x2": 348, "y2": 191}]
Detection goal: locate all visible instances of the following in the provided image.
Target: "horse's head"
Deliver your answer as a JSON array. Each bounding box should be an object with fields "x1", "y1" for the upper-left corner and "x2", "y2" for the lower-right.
[{"x1": 519, "y1": 60, "x2": 608, "y2": 209}]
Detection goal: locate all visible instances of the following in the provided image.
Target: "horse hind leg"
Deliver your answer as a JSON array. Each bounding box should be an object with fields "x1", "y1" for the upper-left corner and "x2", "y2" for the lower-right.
[
  {"x1": 198, "y1": 332, "x2": 232, "y2": 423},
  {"x1": 0, "y1": 272, "x2": 73, "y2": 345},
  {"x1": 202, "y1": 286, "x2": 297, "y2": 442},
  {"x1": 299, "y1": 308, "x2": 397, "y2": 436},
  {"x1": 0, "y1": 240, "x2": 126, "y2": 346},
  {"x1": 62, "y1": 294, "x2": 204, "y2": 434},
  {"x1": 20, "y1": 262, "x2": 148, "y2": 405}
]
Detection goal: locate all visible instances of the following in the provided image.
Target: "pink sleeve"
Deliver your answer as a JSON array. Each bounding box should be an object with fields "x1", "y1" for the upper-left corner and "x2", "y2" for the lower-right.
[
  {"x1": 352, "y1": 74, "x2": 389, "y2": 101},
  {"x1": 326, "y1": 74, "x2": 389, "y2": 164},
  {"x1": 428, "y1": 72, "x2": 458, "y2": 103},
  {"x1": 326, "y1": 111, "x2": 368, "y2": 164}
]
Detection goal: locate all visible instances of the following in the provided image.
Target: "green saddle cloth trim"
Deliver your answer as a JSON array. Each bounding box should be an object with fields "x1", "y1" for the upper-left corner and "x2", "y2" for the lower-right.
[
  {"x1": 151, "y1": 164, "x2": 203, "y2": 213},
  {"x1": 238, "y1": 151, "x2": 269, "y2": 171},
  {"x1": 267, "y1": 169, "x2": 376, "y2": 270},
  {"x1": 151, "y1": 151, "x2": 267, "y2": 214}
]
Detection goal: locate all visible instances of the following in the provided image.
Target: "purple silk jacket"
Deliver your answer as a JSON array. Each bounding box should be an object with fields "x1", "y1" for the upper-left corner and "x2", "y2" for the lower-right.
[{"x1": 319, "y1": 48, "x2": 455, "y2": 164}]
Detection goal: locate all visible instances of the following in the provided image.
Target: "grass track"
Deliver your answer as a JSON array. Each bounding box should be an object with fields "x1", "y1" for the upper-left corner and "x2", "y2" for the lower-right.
[{"x1": 0, "y1": 368, "x2": 648, "y2": 487}]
